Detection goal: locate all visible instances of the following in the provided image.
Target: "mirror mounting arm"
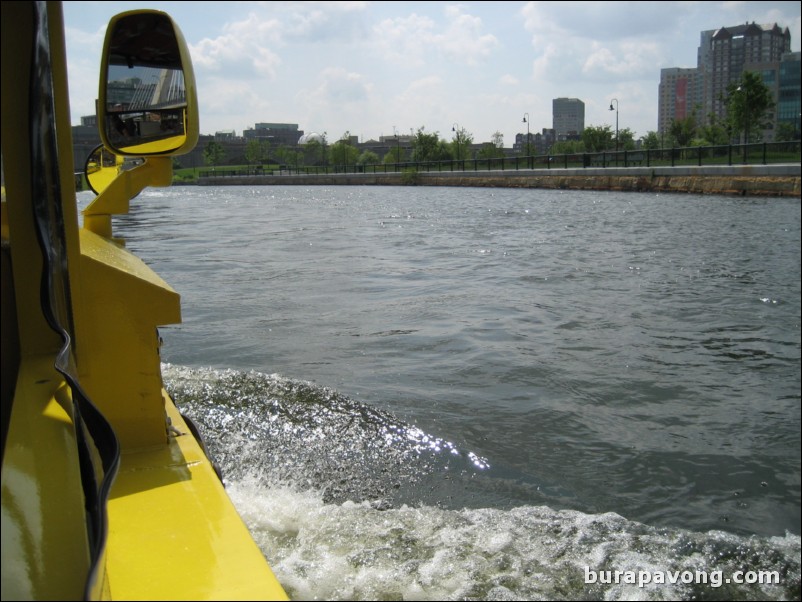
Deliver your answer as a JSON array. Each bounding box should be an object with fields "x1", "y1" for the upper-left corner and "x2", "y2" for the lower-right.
[{"x1": 83, "y1": 156, "x2": 172, "y2": 240}]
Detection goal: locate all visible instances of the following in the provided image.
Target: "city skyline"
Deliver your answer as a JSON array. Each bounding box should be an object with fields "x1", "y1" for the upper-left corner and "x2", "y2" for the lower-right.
[{"x1": 63, "y1": 1, "x2": 801, "y2": 145}]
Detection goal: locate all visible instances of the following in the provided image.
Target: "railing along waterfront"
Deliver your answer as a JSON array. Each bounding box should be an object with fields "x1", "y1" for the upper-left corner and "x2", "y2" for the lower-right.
[{"x1": 198, "y1": 141, "x2": 801, "y2": 179}]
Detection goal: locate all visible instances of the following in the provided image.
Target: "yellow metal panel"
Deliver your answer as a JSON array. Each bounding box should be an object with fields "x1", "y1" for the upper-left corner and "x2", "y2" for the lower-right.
[
  {"x1": 76, "y1": 228, "x2": 181, "y2": 450},
  {"x1": 1, "y1": 2, "x2": 64, "y2": 359},
  {"x1": 79, "y1": 229, "x2": 181, "y2": 313},
  {"x1": 1, "y1": 358, "x2": 91, "y2": 601},
  {"x1": 106, "y1": 396, "x2": 288, "y2": 601}
]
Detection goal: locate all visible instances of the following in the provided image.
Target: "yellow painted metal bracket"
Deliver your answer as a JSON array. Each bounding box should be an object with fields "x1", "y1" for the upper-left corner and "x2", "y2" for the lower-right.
[
  {"x1": 75, "y1": 228, "x2": 181, "y2": 451},
  {"x1": 82, "y1": 156, "x2": 172, "y2": 240}
]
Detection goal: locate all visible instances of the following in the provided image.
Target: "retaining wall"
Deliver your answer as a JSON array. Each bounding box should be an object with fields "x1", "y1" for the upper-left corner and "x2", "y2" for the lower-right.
[{"x1": 197, "y1": 164, "x2": 801, "y2": 197}]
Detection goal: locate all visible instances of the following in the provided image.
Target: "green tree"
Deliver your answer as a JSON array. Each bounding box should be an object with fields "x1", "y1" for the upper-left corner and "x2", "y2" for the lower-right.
[
  {"x1": 450, "y1": 126, "x2": 473, "y2": 160},
  {"x1": 302, "y1": 139, "x2": 324, "y2": 166},
  {"x1": 491, "y1": 131, "x2": 504, "y2": 149},
  {"x1": 436, "y1": 140, "x2": 452, "y2": 160},
  {"x1": 288, "y1": 150, "x2": 304, "y2": 170},
  {"x1": 411, "y1": 126, "x2": 441, "y2": 162},
  {"x1": 551, "y1": 139, "x2": 585, "y2": 154},
  {"x1": 383, "y1": 145, "x2": 406, "y2": 164},
  {"x1": 698, "y1": 120, "x2": 729, "y2": 146},
  {"x1": 669, "y1": 114, "x2": 698, "y2": 147},
  {"x1": 725, "y1": 71, "x2": 775, "y2": 143},
  {"x1": 245, "y1": 139, "x2": 269, "y2": 166},
  {"x1": 274, "y1": 145, "x2": 300, "y2": 168},
  {"x1": 641, "y1": 131, "x2": 660, "y2": 150},
  {"x1": 617, "y1": 127, "x2": 636, "y2": 150},
  {"x1": 203, "y1": 140, "x2": 226, "y2": 166},
  {"x1": 581, "y1": 125, "x2": 614, "y2": 152},
  {"x1": 476, "y1": 142, "x2": 504, "y2": 160},
  {"x1": 331, "y1": 132, "x2": 359, "y2": 168},
  {"x1": 774, "y1": 121, "x2": 798, "y2": 142},
  {"x1": 357, "y1": 150, "x2": 379, "y2": 166}
]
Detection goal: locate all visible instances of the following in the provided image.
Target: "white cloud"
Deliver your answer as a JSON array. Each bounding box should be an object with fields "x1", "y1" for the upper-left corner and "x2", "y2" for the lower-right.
[
  {"x1": 63, "y1": 1, "x2": 801, "y2": 143},
  {"x1": 190, "y1": 13, "x2": 283, "y2": 78},
  {"x1": 296, "y1": 67, "x2": 376, "y2": 136},
  {"x1": 437, "y1": 5, "x2": 499, "y2": 65},
  {"x1": 373, "y1": 13, "x2": 438, "y2": 67},
  {"x1": 523, "y1": 3, "x2": 670, "y2": 84},
  {"x1": 373, "y1": 5, "x2": 498, "y2": 68},
  {"x1": 581, "y1": 40, "x2": 662, "y2": 80},
  {"x1": 307, "y1": 67, "x2": 373, "y2": 104},
  {"x1": 282, "y1": 1, "x2": 370, "y2": 42}
]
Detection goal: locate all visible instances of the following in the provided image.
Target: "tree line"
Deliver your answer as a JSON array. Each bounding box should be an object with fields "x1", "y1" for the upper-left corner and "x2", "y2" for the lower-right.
[
  {"x1": 554, "y1": 71, "x2": 791, "y2": 154},
  {"x1": 201, "y1": 126, "x2": 504, "y2": 168},
  {"x1": 202, "y1": 71, "x2": 791, "y2": 168}
]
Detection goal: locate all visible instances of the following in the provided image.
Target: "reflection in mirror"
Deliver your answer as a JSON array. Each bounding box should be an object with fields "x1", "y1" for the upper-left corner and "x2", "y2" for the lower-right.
[
  {"x1": 103, "y1": 13, "x2": 188, "y2": 154},
  {"x1": 85, "y1": 144, "x2": 122, "y2": 195},
  {"x1": 84, "y1": 144, "x2": 144, "y2": 195}
]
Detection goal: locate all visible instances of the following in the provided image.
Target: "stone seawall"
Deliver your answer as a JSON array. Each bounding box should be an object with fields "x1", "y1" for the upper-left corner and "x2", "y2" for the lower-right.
[{"x1": 197, "y1": 164, "x2": 801, "y2": 197}]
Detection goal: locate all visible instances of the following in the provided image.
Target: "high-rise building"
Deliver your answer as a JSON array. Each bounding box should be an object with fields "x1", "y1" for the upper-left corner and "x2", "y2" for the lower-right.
[
  {"x1": 703, "y1": 23, "x2": 791, "y2": 125},
  {"x1": 658, "y1": 22, "x2": 793, "y2": 141},
  {"x1": 552, "y1": 98, "x2": 584, "y2": 141},
  {"x1": 658, "y1": 68, "x2": 701, "y2": 137},
  {"x1": 777, "y1": 51, "x2": 801, "y2": 138}
]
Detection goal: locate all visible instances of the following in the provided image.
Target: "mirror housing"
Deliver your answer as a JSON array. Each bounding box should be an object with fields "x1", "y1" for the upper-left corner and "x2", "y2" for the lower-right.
[{"x1": 97, "y1": 10, "x2": 198, "y2": 156}]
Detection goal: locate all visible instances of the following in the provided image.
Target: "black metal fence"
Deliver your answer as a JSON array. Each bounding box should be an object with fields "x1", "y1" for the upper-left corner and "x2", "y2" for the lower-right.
[{"x1": 199, "y1": 141, "x2": 801, "y2": 178}]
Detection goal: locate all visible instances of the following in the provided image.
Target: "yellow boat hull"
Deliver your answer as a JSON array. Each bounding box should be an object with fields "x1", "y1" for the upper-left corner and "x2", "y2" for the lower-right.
[{"x1": 1, "y1": 3, "x2": 289, "y2": 599}]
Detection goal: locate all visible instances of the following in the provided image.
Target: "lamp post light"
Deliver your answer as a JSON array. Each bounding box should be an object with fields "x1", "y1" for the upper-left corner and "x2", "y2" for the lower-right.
[
  {"x1": 609, "y1": 99, "x2": 619, "y2": 153},
  {"x1": 452, "y1": 123, "x2": 461, "y2": 162},
  {"x1": 522, "y1": 113, "x2": 530, "y2": 159}
]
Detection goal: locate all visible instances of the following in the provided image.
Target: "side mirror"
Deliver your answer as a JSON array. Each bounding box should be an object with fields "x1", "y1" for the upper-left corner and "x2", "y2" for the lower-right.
[
  {"x1": 98, "y1": 10, "x2": 198, "y2": 156},
  {"x1": 84, "y1": 144, "x2": 144, "y2": 196},
  {"x1": 84, "y1": 144, "x2": 122, "y2": 194}
]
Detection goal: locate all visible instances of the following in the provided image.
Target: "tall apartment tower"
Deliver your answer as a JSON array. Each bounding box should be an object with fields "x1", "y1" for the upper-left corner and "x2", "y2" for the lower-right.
[
  {"x1": 701, "y1": 22, "x2": 791, "y2": 124},
  {"x1": 552, "y1": 98, "x2": 585, "y2": 141},
  {"x1": 658, "y1": 68, "x2": 701, "y2": 136},
  {"x1": 777, "y1": 52, "x2": 801, "y2": 136},
  {"x1": 658, "y1": 22, "x2": 792, "y2": 138}
]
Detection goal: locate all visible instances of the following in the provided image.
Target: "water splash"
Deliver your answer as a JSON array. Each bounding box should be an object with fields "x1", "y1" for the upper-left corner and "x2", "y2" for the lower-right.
[
  {"x1": 162, "y1": 364, "x2": 801, "y2": 601},
  {"x1": 163, "y1": 364, "x2": 489, "y2": 506}
]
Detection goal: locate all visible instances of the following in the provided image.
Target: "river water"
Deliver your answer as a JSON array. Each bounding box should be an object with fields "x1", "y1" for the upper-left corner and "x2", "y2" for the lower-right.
[{"x1": 84, "y1": 184, "x2": 800, "y2": 600}]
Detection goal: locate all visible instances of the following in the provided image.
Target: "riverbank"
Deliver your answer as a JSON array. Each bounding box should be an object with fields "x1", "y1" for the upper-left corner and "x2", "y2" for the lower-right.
[{"x1": 196, "y1": 164, "x2": 801, "y2": 197}]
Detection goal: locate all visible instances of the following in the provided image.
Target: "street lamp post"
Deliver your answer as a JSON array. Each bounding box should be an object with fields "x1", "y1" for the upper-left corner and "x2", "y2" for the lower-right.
[
  {"x1": 522, "y1": 113, "x2": 530, "y2": 162},
  {"x1": 609, "y1": 99, "x2": 619, "y2": 153},
  {"x1": 393, "y1": 125, "x2": 401, "y2": 170},
  {"x1": 452, "y1": 123, "x2": 460, "y2": 164},
  {"x1": 736, "y1": 85, "x2": 750, "y2": 162},
  {"x1": 736, "y1": 85, "x2": 750, "y2": 145}
]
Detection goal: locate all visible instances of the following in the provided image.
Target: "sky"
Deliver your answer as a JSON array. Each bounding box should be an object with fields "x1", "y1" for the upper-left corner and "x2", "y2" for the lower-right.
[{"x1": 62, "y1": 1, "x2": 801, "y2": 146}]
